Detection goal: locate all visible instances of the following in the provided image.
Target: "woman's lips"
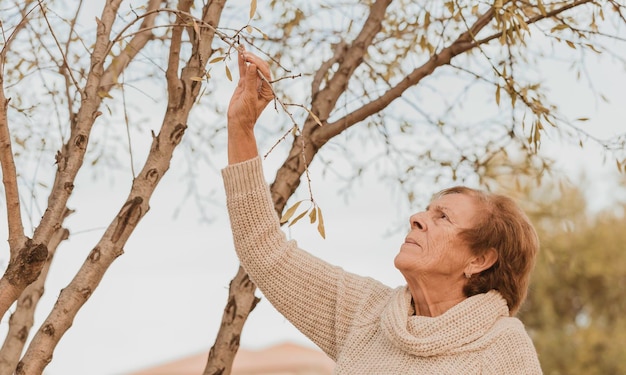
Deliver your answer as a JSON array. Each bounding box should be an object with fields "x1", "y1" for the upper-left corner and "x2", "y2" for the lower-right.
[{"x1": 404, "y1": 237, "x2": 420, "y2": 247}]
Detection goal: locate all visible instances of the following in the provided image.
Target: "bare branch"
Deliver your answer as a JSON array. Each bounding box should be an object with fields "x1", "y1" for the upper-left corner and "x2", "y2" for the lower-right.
[
  {"x1": 0, "y1": 1, "x2": 39, "y2": 72},
  {"x1": 36, "y1": 1, "x2": 81, "y2": 93},
  {"x1": 32, "y1": 0, "x2": 123, "y2": 245},
  {"x1": 100, "y1": 0, "x2": 165, "y2": 92},
  {"x1": 0, "y1": 80, "x2": 25, "y2": 250}
]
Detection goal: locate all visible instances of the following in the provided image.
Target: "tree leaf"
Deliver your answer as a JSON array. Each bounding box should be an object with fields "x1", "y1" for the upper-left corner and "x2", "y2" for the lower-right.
[
  {"x1": 303, "y1": 107, "x2": 323, "y2": 127},
  {"x1": 225, "y1": 64, "x2": 232, "y2": 81},
  {"x1": 288, "y1": 208, "x2": 309, "y2": 227},
  {"x1": 495, "y1": 85, "x2": 501, "y2": 106},
  {"x1": 537, "y1": 0, "x2": 547, "y2": 16},
  {"x1": 550, "y1": 24, "x2": 569, "y2": 33},
  {"x1": 317, "y1": 206, "x2": 326, "y2": 239},
  {"x1": 309, "y1": 206, "x2": 317, "y2": 223},
  {"x1": 249, "y1": 0, "x2": 257, "y2": 19},
  {"x1": 209, "y1": 56, "x2": 225, "y2": 64},
  {"x1": 280, "y1": 200, "x2": 303, "y2": 224}
]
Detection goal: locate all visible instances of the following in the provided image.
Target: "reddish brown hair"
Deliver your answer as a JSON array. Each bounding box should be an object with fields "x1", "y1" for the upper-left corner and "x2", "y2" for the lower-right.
[{"x1": 432, "y1": 186, "x2": 539, "y2": 315}]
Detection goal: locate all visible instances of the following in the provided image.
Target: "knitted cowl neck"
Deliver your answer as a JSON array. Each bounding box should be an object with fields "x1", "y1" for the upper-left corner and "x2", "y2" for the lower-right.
[{"x1": 380, "y1": 287, "x2": 510, "y2": 357}]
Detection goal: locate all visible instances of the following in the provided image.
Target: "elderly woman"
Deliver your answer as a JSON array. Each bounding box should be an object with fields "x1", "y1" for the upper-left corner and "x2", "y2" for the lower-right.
[{"x1": 222, "y1": 49, "x2": 542, "y2": 374}]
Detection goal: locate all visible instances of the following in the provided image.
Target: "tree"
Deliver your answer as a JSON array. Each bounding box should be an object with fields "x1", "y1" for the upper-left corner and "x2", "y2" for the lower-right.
[
  {"x1": 476, "y1": 154, "x2": 626, "y2": 374},
  {"x1": 0, "y1": 1, "x2": 624, "y2": 374},
  {"x1": 499, "y1": 174, "x2": 626, "y2": 375}
]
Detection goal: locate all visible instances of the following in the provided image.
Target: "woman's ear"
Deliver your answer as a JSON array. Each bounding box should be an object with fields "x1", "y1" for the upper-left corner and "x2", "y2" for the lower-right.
[{"x1": 467, "y1": 248, "x2": 498, "y2": 275}]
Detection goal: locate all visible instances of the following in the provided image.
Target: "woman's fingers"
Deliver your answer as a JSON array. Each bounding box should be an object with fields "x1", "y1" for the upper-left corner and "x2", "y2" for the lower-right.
[
  {"x1": 231, "y1": 46, "x2": 274, "y2": 121},
  {"x1": 237, "y1": 54, "x2": 247, "y2": 87},
  {"x1": 240, "y1": 54, "x2": 273, "y2": 102},
  {"x1": 245, "y1": 62, "x2": 259, "y2": 92}
]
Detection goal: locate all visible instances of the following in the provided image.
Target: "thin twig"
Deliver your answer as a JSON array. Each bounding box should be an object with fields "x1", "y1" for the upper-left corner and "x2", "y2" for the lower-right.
[
  {"x1": 37, "y1": 1, "x2": 81, "y2": 93},
  {"x1": 121, "y1": 71, "x2": 136, "y2": 178},
  {"x1": 255, "y1": 67, "x2": 317, "y2": 204}
]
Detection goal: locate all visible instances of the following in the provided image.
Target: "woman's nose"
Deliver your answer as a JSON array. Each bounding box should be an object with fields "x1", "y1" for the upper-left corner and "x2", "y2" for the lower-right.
[{"x1": 409, "y1": 212, "x2": 427, "y2": 231}]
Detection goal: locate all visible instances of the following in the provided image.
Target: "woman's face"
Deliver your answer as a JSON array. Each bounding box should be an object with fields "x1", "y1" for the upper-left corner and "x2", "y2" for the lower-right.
[{"x1": 394, "y1": 193, "x2": 480, "y2": 282}]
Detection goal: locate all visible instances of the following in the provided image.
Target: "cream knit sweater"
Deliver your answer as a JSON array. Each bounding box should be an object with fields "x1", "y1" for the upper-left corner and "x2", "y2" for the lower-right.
[{"x1": 223, "y1": 157, "x2": 542, "y2": 374}]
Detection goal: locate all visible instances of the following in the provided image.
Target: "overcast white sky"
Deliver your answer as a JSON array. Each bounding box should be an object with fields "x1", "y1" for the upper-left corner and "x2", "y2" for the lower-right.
[{"x1": 0, "y1": 3, "x2": 625, "y2": 375}]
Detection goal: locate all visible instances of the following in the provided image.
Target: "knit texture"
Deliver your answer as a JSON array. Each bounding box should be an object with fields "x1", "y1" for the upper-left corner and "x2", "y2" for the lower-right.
[{"x1": 222, "y1": 157, "x2": 542, "y2": 374}]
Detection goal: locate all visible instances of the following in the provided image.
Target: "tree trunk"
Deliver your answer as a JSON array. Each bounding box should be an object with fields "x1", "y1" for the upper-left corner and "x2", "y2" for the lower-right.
[
  {"x1": 203, "y1": 266, "x2": 260, "y2": 375},
  {"x1": 0, "y1": 223, "x2": 69, "y2": 374}
]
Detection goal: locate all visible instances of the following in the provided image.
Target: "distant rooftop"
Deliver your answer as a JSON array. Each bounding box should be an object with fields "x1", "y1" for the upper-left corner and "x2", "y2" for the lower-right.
[{"x1": 129, "y1": 342, "x2": 335, "y2": 375}]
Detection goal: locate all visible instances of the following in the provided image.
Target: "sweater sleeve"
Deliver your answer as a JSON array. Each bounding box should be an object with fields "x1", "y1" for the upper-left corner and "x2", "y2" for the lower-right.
[
  {"x1": 222, "y1": 157, "x2": 390, "y2": 359},
  {"x1": 482, "y1": 319, "x2": 543, "y2": 374}
]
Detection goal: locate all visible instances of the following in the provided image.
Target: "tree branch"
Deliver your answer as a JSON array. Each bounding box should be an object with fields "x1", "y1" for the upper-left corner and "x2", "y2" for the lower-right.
[
  {"x1": 0, "y1": 74, "x2": 25, "y2": 251},
  {"x1": 32, "y1": 0, "x2": 123, "y2": 247},
  {"x1": 270, "y1": 0, "x2": 394, "y2": 213},
  {"x1": 472, "y1": 0, "x2": 595, "y2": 47},
  {"x1": 314, "y1": 6, "x2": 496, "y2": 144},
  {"x1": 313, "y1": 0, "x2": 592, "y2": 144},
  {"x1": 99, "y1": 0, "x2": 165, "y2": 92}
]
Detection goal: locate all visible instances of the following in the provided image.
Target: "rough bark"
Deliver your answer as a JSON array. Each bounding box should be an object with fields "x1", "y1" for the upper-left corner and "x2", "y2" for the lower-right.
[
  {"x1": 0, "y1": 220, "x2": 70, "y2": 374},
  {"x1": 203, "y1": 266, "x2": 260, "y2": 375},
  {"x1": 0, "y1": 1, "x2": 35, "y2": 320}
]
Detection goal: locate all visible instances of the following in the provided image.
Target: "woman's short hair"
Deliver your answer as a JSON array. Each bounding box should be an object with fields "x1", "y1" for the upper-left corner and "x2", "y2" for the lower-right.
[{"x1": 432, "y1": 186, "x2": 539, "y2": 315}]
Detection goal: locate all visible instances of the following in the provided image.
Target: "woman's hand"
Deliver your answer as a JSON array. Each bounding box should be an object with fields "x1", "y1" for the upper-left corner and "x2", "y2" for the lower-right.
[
  {"x1": 227, "y1": 47, "x2": 274, "y2": 164},
  {"x1": 227, "y1": 47, "x2": 274, "y2": 133}
]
